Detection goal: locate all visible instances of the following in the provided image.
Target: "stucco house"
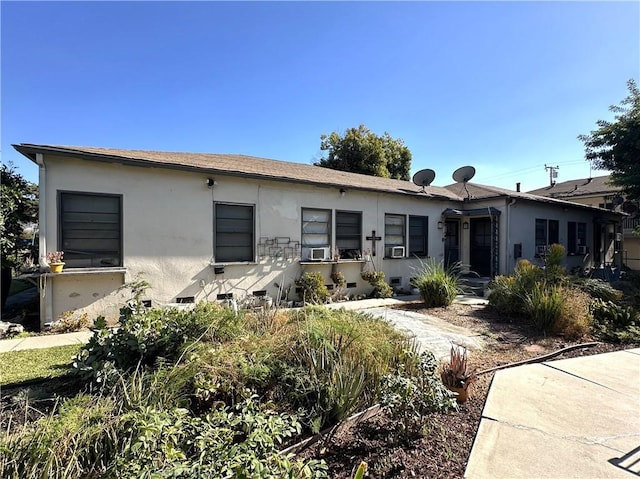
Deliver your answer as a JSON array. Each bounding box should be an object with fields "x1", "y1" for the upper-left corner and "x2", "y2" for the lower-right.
[
  {"x1": 13, "y1": 144, "x2": 623, "y2": 327},
  {"x1": 529, "y1": 175, "x2": 639, "y2": 270}
]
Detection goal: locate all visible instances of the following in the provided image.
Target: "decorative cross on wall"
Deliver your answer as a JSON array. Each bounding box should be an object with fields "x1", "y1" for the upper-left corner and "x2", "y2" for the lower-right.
[{"x1": 366, "y1": 230, "x2": 382, "y2": 256}]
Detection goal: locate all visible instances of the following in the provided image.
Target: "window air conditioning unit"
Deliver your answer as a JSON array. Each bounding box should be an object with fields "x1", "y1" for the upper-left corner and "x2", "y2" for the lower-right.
[
  {"x1": 390, "y1": 246, "x2": 405, "y2": 258},
  {"x1": 536, "y1": 245, "x2": 548, "y2": 256},
  {"x1": 577, "y1": 245, "x2": 587, "y2": 255},
  {"x1": 308, "y1": 247, "x2": 329, "y2": 261}
]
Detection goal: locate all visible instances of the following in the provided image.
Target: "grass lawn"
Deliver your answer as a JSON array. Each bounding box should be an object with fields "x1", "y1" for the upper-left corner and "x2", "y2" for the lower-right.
[{"x1": 0, "y1": 344, "x2": 82, "y2": 386}]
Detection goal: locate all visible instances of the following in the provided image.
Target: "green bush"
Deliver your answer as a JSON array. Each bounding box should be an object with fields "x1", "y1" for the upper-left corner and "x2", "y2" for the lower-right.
[
  {"x1": 0, "y1": 375, "x2": 328, "y2": 479},
  {"x1": 297, "y1": 272, "x2": 331, "y2": 304},
  {"x1": 591, "y1": 299, "x2": 640, "y2": 343},
  {"x1": 380, "y1": 350, "x2": 455, "y2": 442},
  {"x1": 487, "y1": 275, "x2": 521, "y2": 316},
  {"x1": 361, "y1": 271, "x2": 393, "y2": 299},
  {"x1": 572, "y1": 278, "x2": 622, "y2": 302},
  {"x1": 73, "y1": 302, "x2": 241, "y2": 382},
  {"x1": 411, "y1": 258, "x2": 462, "y2": 308}
]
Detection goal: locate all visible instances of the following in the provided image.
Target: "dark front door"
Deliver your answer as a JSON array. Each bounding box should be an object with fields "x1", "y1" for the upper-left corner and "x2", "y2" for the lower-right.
[
  {"x1": 444, "y1": 220, "x2": 460, "y2": 267},
  {"x1": 470, "y1": 217, "x2": 492, "y2": 277}
]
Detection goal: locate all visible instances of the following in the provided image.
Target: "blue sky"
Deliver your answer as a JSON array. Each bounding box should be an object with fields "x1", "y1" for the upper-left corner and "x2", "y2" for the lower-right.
[{"x1": 2, "y1": 1, "x2": 638, "y2": 191}]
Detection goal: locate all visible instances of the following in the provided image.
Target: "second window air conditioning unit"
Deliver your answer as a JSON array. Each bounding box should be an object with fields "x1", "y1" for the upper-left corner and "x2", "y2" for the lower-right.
[
  {"x1": 391, "y1": 246, "x2": 405, "y2": 258},
  {"x1": 536, "y1": 245, "x2": 548, "y2": 256},
  {"x1": 308, "y1": 247, "x2": 329, "y2": 261},
  {"x1": 577, "y1": 245, "x2": 587, "y2": 255}
]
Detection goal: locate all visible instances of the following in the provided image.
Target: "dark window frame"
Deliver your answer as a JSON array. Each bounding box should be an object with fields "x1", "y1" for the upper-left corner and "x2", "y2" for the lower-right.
[
  {"x1": 567, "y1": 221, "x2": 587, "y2": 254},
  {"x1": 335, "y1": 210, "x2": 362, "y2": 259},
  {"x1": 214, "y1": 202, "x2": 255, "y2": 263},
  {"x1": 57, "y1": 190, "x2": 123, "y2": 268},
  {"x1": 408, "y1": 215, "x2": 429, "y2": 257},
  {"x1": 301, "y1": 207, "x2": 332, "y2": 260}
]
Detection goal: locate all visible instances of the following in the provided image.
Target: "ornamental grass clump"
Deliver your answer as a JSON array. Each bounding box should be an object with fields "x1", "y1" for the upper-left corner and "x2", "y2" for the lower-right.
[{"x1": 411, "y1": 258, "x2": 462, "y2": 308}]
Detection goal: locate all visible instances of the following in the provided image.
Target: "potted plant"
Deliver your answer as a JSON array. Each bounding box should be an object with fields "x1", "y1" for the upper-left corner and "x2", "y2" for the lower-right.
[
  {"x1": 440, "y1": 344, "x2": 476, "y2": 403},
  {"x1": 46, "y1": 251, "x2": 65, "y2": 273}
]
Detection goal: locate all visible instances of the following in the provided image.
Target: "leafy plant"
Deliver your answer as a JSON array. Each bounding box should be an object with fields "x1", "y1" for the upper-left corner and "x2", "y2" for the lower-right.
[
  {"x1": 297, "y1": 272, "x2": 330, "y2": 304},
  {"x1": 361, "y1": 270, "x2": 393, "y2": 299},
  {"x1": 410, "y1": 258, "x2": 462, "y2": 308},
  {"x1": 572, "y1": 277, "x2": 622, "y2": 302},
  {"x1": 380, "y1": 350, "x2": 455, "y2": 442},
  {"x1": 591, "y1": 298, "x2": 640, "y2": 343}
]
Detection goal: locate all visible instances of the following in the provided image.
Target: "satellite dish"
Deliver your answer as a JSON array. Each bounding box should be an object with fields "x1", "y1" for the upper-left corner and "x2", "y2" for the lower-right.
[
  {"x1": 412, "y1": 169, "x2": 436, "y2": 192},
  {"x1": 452, "y1": 166, "x2": 476, "y2": 183}
]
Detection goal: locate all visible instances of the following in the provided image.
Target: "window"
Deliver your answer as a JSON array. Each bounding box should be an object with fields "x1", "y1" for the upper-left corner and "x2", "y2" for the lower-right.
[
  {"x1": 301, "y1": 208, "x2": 331, "y2": 259},
  {"x1": 567, "y1": 221, "x2": 587, "y2": 254},
  {"x1": 336, "y1": 211, "x2": 361, "y2": 259},
  {"x1": 408, "y1": 215, "x2": 428, "y2": 257},
  {"x1": 535, "y1": 218, "x2": 560, "y2": 254},
  {"x1": 214, "y1": 203, "x2": 254, "y2": 262},
  {"x1": 385, "y1": 214, "x2": 405, "y2": 257},
  {"x1": 59, "y1": 191, "x2": 122, "y2": 268}
]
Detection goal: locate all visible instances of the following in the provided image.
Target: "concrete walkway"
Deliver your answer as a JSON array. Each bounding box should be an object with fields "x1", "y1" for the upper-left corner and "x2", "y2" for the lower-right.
[
  {"x1": 326, "y1": 295, "x2": 486, "y2": 360},
  {"x1": 465, "y1": 348, "x2": 640, "y2": 478},
  {"x1": 0, "y1": 330, "x2": 93, "y2": 353}
]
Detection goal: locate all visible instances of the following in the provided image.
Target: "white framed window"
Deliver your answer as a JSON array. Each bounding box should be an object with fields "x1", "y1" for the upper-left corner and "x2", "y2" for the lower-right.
[
  {"x1": 214, "y1": 203, "x2": 254, "y2": 262},
  {"x1": 302, "y1": 208, "x2": 331, "y2": 260},
  {"x1": 385, "y1": 214, "x2": 405, "y2": 258}
]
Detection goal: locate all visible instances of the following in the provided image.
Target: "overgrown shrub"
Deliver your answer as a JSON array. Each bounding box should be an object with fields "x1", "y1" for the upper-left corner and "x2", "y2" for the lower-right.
[
  {"x1": 524, "y1": 283, "x2": 563, "y2": 333},
  {"x1": 411, "y1": 258, "x2": 462, "y2": 308},
  {"x1": 380, "y1": 350, "x2": 455, "y2": 442},
  {"x1": 297, "y1": 272, "x2": 330, "y2": 304},
  {"x1": 361, "y1": 271, "x2": 393, "y2": 299},
  {"x1": 572, "y1": 278, "x2": 622, "y2": 302},
  {"x1": 591, "y1": 299, "x2": 640, "y2": 343},
  {"x1": 487, "y1": 275, "x2": 521, "y2": 316},
  {"x1": 73, "y1": 301, "x2": 241, "y2": 382},
  {"x1": 553, "y1": 288, "x2": 593, "y2": 339},
  {"x1": 0, "y1": 374, "x2": 328, "y2": 478},
  {"x1": 193, "y1": 307, "x2": 418, "y2": 433}
]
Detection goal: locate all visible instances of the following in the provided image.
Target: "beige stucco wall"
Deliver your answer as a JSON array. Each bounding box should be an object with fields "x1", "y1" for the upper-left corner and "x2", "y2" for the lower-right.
[{"x1": 38, "y1": 154, "x2": 457, "y2": 324}]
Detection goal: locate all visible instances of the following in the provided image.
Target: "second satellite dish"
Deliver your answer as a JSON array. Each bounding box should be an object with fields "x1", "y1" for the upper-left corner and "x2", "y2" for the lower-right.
[
  {"x1": 412, "y1": 169, "x2": 436, "y2": 191},
  {"x1": 452, "y1": 166, "x2": 476, "y2": 183}
]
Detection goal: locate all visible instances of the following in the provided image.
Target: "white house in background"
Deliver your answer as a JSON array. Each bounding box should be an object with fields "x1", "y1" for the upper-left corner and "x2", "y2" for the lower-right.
[{"x1": 14, "y1": 144, "x2": 624, "y2": 327}]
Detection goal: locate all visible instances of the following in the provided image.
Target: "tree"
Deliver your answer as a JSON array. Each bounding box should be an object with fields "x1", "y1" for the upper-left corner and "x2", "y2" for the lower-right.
[
  {"x1": 315, "y1": 125, "x2": 412, "y2": 181},
  {"x1": 578, "y1": 79, "x2": 640, "y2": 201},
  {"x1": 1, "y1": 163, "x2": 38, "y2": 309}
]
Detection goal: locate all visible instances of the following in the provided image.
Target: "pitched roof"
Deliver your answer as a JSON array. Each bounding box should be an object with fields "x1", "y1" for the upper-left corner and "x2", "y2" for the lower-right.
[
  {"x1": 444, "y1": 181, "x2": 624, "y2": 214},
  {"x1": 527, "y1": 175, "x2": 617, "y2": 199},
  {"x1": 13, "y1": 143, "x2": 461, "y2": 201}
]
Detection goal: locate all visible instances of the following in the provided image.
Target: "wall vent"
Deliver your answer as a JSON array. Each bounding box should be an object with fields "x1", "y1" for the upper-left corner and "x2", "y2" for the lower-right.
[
  {"x1": 252, "y1": 290, "x2": 267, "y2": 297},
  {"x1": 390, "y1": 277, "x2": 402, "y2": 286},
  {"x1": 216, "y1": 293, "x2": 233, "y2": 300},
  {"x1": 346, "y1": 282, "x2": 357, "y2": 288},
  {"x1": 176, "y1": 296, "x2": 195, "y2": 304},
  {"x1": 142, "y1": 300, "x2": 152, "y2": 308}
]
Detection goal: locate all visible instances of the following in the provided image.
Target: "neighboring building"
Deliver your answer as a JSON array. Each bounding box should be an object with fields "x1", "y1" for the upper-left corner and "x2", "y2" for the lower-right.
[
  {"x1": 529, "y1": 175, "x2": 640, "y2": 270},
  {"x1": 14, "y1": 144, "x2": 623, "y2": 327}
]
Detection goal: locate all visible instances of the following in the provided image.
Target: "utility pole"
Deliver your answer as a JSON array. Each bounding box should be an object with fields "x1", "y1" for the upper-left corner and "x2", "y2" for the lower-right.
[{"x1": 545, "y1": 164, "x2": 559, "y2": 186}]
